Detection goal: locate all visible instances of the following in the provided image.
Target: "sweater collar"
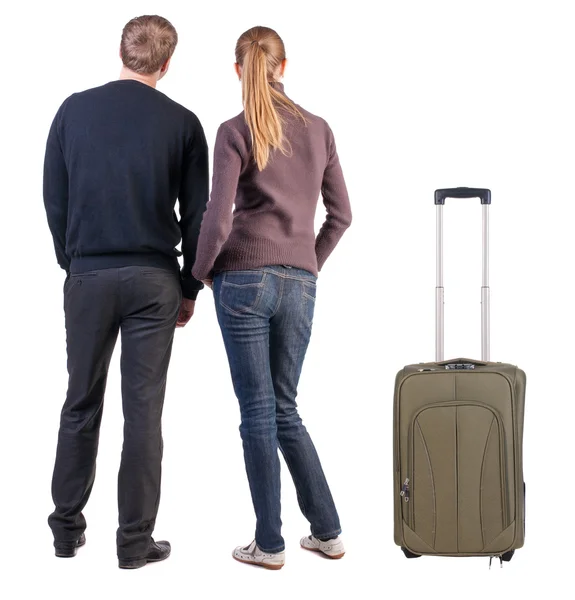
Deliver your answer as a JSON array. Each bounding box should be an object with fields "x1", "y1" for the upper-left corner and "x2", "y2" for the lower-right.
[{"x1": 269, "y1": 80, "x2": 286, "y2": 95}]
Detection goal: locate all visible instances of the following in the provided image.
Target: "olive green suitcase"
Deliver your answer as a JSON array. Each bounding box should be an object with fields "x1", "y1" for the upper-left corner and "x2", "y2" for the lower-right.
[{"x1": 393, "y1": 188, "x2": 526, "y2": 564}]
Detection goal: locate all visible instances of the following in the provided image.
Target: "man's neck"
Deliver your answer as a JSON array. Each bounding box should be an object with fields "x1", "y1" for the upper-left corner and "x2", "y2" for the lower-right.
[{"x1": 119, "y1": 67, "x2": 158, "y2": 88}]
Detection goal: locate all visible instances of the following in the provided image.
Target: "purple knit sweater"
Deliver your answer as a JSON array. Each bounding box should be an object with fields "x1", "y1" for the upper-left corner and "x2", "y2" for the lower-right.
[{"x1": 192, "y1": 83, "x2": 351, "y2": 281}]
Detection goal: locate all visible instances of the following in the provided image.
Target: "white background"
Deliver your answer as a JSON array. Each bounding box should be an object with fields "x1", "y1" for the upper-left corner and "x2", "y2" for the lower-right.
[{"x1": 1, "y1": 0, "x2": 573, "y2": 597}]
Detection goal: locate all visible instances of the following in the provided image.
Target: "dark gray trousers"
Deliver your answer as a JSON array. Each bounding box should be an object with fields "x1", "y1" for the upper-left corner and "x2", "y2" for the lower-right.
[{"x1": 48, "y1": 266, "x2": 181, "y2": 560}]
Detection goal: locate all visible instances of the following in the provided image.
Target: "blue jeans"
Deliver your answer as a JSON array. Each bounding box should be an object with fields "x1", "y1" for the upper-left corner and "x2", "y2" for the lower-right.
[{"x1": 213, "y1": 266, "x2": 341, "y2": 552}]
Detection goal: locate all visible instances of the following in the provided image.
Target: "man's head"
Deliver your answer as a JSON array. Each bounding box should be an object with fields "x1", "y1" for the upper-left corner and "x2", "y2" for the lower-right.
[{"x1": 120, "y1": 15, "x2": 178, "y2": 81}]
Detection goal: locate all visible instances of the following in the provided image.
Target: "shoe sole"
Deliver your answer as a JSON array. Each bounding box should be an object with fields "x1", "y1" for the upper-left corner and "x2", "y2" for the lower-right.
[
  {"x1": 300, "y1": 544, "x2": 345, "y2": 560},
  {"x1": 119, "y1": 552, "x2": 171, "y2": 569},
  {"x1": 55, "y1": 537, "x2": 86, "y2": 558},
  {"x1": 232, "y1": 554, "x2": 284, "y2": 570}
]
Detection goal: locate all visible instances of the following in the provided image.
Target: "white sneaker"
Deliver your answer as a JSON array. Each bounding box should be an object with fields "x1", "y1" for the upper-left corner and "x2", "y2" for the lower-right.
[
  {"x1": 232, "y1": 540, "x2": 285, "y2": 570},
  {"x1": 300, "y1": 535, "x2": 345, "y2": 559}
]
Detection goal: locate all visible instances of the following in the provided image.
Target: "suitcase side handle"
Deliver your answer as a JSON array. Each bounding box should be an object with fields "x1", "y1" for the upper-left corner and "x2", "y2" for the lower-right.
[{"x1": 434, "y1": 187, "x2": 491, "y2": 205}]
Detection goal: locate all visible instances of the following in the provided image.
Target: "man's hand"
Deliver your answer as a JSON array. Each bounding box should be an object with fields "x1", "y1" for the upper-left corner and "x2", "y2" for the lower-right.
[
  {"x1": 176, "y1": 298, "x2": 196, "y2": 328},
  {"x1": 202, "y1": 279, "x2": 213, "y2": 290}
]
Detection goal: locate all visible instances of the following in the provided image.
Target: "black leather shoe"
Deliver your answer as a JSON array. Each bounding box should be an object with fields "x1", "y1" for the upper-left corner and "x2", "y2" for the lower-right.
[
  {"x1": 55, "y1": 533, "x2": 86, "y2": 558},
  {"x1": 118, "y1": 539, "x2": 171, "y2": 569}
]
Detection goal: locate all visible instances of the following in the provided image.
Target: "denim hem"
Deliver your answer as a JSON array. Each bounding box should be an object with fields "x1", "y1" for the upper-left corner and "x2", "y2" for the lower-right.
[
  {"x1": 256, "y1": 541, "x2": 286, "y2": 554},
  {"x1": 312, "y1": 528, "x2": 342, "y2": 540}
]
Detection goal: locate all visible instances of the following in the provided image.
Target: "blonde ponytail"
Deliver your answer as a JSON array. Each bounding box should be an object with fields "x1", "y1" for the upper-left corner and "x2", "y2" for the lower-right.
[{"x1": 236, "y1": 27, "x2": 305, "y2": 171}]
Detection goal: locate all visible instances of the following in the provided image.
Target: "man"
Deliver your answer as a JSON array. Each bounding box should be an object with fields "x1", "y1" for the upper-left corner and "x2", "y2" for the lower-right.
[{"x1": 43, "y1": 15, "x2": 208, "y2": 569}]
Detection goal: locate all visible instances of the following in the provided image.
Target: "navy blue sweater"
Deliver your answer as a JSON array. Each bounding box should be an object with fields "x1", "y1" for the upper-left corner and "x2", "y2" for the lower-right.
[{"x1": 43, "y1": 79, "x2": 209, "y2": 299}]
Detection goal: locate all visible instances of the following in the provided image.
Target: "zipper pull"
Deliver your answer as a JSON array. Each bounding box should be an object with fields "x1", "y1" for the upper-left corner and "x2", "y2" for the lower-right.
[{"x1": 400, "y1": 478, "x2": 410, "y2": 502}]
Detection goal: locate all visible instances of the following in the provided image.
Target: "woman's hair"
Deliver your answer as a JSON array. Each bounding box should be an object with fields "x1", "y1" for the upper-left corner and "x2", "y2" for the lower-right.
[{"x1": 235, "y1": 26, "x2": 305, "y2": 171}]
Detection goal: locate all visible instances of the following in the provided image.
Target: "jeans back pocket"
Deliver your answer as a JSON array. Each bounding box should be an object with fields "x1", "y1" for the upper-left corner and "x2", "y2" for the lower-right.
[
  {"x1": 301, "y1": 280, "x2": 316, "y2": 326},
  {"x1": 219, "y1": 270, "x2": 267, "y2": 316}
]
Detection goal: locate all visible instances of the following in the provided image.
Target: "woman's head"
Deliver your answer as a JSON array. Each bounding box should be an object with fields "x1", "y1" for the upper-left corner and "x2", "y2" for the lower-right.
[
  {"x1": 235, "y1": 26, "x2": 304, "y2": 171},
  {"x1": 235, "y1": 26, "x2": 286, "y2": 83}
]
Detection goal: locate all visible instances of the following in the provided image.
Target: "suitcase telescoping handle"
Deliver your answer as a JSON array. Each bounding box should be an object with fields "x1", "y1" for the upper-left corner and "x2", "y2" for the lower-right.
[{"x1": 435, "y1": 187, "x2": 491, "y2": 362}]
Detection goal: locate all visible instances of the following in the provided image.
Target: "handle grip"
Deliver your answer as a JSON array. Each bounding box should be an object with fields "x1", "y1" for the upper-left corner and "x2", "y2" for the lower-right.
[{"x1": 434, "y1": 187, "x2": 491, "y2": 205}]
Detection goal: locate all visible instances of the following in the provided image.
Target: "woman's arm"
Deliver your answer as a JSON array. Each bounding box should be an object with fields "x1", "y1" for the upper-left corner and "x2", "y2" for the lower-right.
[
  {"x1": 192, "y1": 123, "x2": 243, "y2": 281},
  {"x1": 315, "y1": 125, "x2": 352, "y2": 270}
]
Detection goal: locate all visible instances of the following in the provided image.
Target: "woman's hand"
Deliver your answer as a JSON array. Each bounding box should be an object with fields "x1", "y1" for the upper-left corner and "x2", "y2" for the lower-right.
[{"x1": 202, "y1": 279, "x2": 213, "y2": 290}]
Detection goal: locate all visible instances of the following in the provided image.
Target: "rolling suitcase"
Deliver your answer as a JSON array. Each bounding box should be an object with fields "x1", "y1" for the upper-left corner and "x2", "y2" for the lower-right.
[{"x1": 393, "y1": 188, "x2": 526, "y2": 564}]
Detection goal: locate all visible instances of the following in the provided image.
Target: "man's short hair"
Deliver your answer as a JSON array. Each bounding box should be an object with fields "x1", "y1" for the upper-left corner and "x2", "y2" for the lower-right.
[{"x1": 120, "y1": 15, "x2": 178, "y2": 75}]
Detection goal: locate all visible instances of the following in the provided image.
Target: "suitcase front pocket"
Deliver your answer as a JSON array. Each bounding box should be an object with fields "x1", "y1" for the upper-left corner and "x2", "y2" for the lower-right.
[{"x1": 404, "y1": 401, "x2": 510, "y2": 554}]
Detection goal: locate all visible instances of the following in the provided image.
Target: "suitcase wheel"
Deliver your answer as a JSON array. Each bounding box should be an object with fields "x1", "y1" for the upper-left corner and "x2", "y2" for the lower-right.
[
  {"x1": 501, "y1": 550, "x2": 515, "y2": 562},
  {"x1": 401, "y1": 547, "x2": 421, "y2": 559}
]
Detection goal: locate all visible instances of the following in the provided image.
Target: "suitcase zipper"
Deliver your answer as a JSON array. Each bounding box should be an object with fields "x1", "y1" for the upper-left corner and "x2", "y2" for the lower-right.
[
  {"x1": 400, "y1": 478, "x2": 410, "y2": 501},
  {"x1": 406, "y1": 422, "x2": 415, "y2": 528},
  {"x1": 400, "y1": 478, "x2": 411, "y2": 526},
  {"x1": 407, "y1": 419, "x2": 415, "y2": 528}
]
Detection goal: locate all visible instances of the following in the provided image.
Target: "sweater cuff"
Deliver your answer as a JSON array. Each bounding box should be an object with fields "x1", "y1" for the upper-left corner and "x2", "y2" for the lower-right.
[
  {"x1": 181, "y1": 275, "x2": 203, "y2": 300},
  {"x1": 182, "y1": 288, "x2": 200, "y2": 300},
  {"x1": 191, "y1": 264, "x2": 211, "y2": 283}
]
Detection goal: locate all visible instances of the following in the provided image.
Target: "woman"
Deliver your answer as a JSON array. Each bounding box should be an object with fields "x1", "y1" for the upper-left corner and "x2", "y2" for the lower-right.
[{"x1": 192, "y1": 26, "x2": 352, "y2": 570}]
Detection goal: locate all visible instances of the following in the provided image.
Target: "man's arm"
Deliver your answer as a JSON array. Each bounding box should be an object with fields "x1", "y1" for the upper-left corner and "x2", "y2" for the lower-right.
[
  {"x1": 179, "y1": 116, "x2": 210, "y2": 300},
  {"x1": 43, "y1": 103, "x2": 70, "y2": 273}
]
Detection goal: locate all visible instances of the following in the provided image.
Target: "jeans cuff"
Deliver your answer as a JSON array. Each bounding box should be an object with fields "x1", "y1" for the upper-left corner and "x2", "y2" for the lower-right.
[
  {"x1": 312, "y1": 527, "x2": 342, "y2": 541},
  {"x1": 256, "y1": 542, "x2": 285, "y2": 553}
]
